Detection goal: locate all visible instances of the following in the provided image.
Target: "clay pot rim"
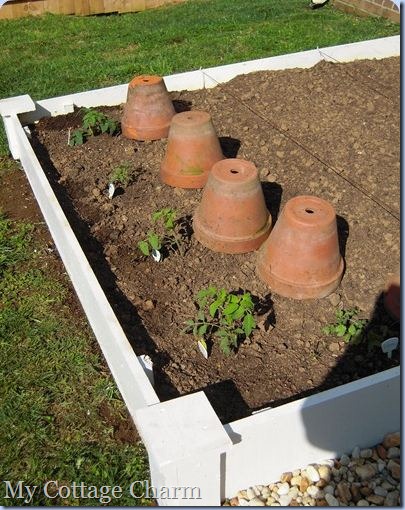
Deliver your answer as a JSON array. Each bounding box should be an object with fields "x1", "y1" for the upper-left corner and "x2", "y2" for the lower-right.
[
  {"x1": 262, "y1": 257, "x2": 345, "y2": 289},
  {"x1": 195, "y1": 215, "x2": 272, "y2": 243},
  {"x1": 285, "y1": 195, "x2": 336, "y2": 228}
]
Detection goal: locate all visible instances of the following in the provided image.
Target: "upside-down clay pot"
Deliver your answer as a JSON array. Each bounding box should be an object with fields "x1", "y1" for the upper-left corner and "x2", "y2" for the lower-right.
[
  {"x1": 193, "y1": 158, "x2": 272, "y2": 253},
  {"x1": 121, "y1": 75, "x2": 175, "y2": 140},
  {"x1": 383, "y1": 274, "x2": 400, "y2": 320},
  {"x1": 256, "y1": 195, "x2": 344, "y2": 299},
  {"x1": 160, "y1": 111, "x2": 224, "y2": 189}
]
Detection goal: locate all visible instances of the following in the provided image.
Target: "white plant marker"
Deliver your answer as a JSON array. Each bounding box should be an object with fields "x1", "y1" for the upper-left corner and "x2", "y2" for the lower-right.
[
  {"x1": 198, "y1": 339, "x2": 208, "y2": 359},
  {"x1": 381, "y1": 337, "x2": 399, "y2": 359},
  {"x1": 67, "y1": 127, "x2": 71, "y2": 145},
  {"x1": 151, "y1": 249, "x2": 162, "y2": 262},
  {"x1": 108, "y1": 182, "x2": 115, "y2": 199}
]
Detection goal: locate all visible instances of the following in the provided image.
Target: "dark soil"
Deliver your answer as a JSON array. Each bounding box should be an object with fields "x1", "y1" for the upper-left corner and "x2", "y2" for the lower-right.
[{"x1": 30, "y1": 57, "x2": 400, "y2": 424}]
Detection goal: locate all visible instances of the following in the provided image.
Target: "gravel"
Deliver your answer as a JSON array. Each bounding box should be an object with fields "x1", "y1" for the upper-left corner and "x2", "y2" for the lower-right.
[{"x1": 224, "y1": 432, "x2": 400, "y2": 507}]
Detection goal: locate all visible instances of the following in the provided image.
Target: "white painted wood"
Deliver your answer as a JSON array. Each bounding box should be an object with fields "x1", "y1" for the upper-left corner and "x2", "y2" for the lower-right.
[
  {"x1": 0, "y1": 94, "x2": 35, "y2": 117},
  {"x1": 223, "y1": 367, "x2": 400, "y2": 498},
  {"x1": 135, "y1": 392, "x2": 232, "y2": 506},
  {"x1": 2, "y1": 115, "x2": 21, "y2": 159},
  {"x1": 9, "y1": 115, "x2": 160, "y2": 414}
]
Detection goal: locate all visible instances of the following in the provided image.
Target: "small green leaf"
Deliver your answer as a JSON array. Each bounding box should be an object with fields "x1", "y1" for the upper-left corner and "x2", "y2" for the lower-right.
[
  {"x1": 209, "y1": 300, "x2": 221, "y2": 318},
  {"x1": 224, "y1": 302, "x2": 238, "y2": 316},
  {"x1": 148, "y1": 234, "x2": 161, "y2": 250},
  {"x1": 138, "y1": 241, "x2": 149, "y2": 256},
  {"x1": 197, "y1": 310, "x2": 205, "y2": 322},
  {"x1": 336, "y1": 324, "x2": 347, "y2": 337},
  {"x1": 348, "y1": 324, "x2": 357, "y2": 336},
  {"x1": 219, "y1": 336, "x2": 231, "y2": 355},
  {"x1": 243, "y1": 313, "x2": 256, "y2": 337},
  {"x1": 232, "y1": 306, "x2": 245, "y2": 320},
  {"x1": 198, "y1": 324, "x2": 208, "y2": 336}
]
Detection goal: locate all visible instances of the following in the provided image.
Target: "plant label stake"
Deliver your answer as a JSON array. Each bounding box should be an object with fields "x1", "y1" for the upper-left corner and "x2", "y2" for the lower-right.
[
  {"x1": 151, "y1": 249, "x2": 162, "y2": 262},
  {"x1": 381, "y1": 337, "x2": 399, "y2": 359},
  {"x1": 108, "y1": 182, "x2": 116, "y2": 199},
  {"x1": 197, "y1": 339, "x2": 208, "y2": 359}
]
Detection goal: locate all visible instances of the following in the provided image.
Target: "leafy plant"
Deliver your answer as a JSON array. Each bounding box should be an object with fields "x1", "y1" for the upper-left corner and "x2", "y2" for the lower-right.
[
  {"x1": 184, "y1": 287, "x2": 256, "y2": 355},
  {"x1": 69, "y1": 108, "x2": 120, "y2": 146},
  {"x1": 322, "y1": 308, "x2": 367, "y2": 344},
  {"x1": 109, "y1": 163, "x2": 132, "y2": 188},
  {"x1": 137, "y1": 232, "x2": 162, "y2": 257},
  {"x1": 137, "y1": 208, "x2": 186, "y2": 258}
]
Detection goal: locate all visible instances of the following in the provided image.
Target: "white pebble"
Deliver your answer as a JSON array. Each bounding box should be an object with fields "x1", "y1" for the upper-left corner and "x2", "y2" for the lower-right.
[
  {"x1": 318, "y1": 464, "x2": 331, "y2": 482},
  {"x1": 352, "y1": 446, "x2": 361, "y2": 459},
  {"x1": 387, "y1": 447, "x2": 400, "y2": 459},
  {"x1": 278, "y1": 494, "x2": 292, "y2": 506},
  {"x1": 319, "y1": 459, "x2": 335, "y2": 467},
  {"x1": 248, "y1": 497, "x2": 264, "y2": 506},
  {"x1": 325, "y1": 493, "x2": 340, "y2": 506},
  {"x1": 340, "y1": 454, "x2": 351, "y2": 466},
  {"x1": 306, "y1": 485, "x2": 320, "y2": 498},
  {"x1": 288, "y1": 486, "x2": 299, "y2": 499},
  {"x1": 277, "y1": 482, "x2": 289, "y2": 496},
  {"x1": 261, "y1": 487, "x2": 270, "y2": 498},
  {"x1": 246, "y1": 488, "x2": 256, "y2": 500},
  {"x1": 360, "y1": 448, "x2": 373, "y2": 459},
  {"x1": 238, "y1": 498, "x2": 249, "y2": 506},
  {"x1": 306, "y1": 465, "x2": 321, "y2": 483},
  {"x1": 373, "y1": 486, "x2": 387, "y2": 497}
]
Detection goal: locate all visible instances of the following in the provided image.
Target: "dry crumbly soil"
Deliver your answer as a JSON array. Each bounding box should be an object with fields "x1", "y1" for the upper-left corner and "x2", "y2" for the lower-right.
[{"x1": 30, "y1": 57, "x2": 400, "y2": 424}]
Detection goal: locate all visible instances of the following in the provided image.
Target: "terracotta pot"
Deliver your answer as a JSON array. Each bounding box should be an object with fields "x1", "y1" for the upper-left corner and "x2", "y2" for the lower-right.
[
  {"x1": 121, "y1": 75, "x2": 175, "y2": 141},
  {"x1": 160, "y1": 111, "x2": 223, "y2": 189},
  {"x1": 256, "y1": 195, "x2": 344, "y2": 299},
  {"x1": 193, "y1": 158, "x2": 272, "y2": 253},
  {"x1": 383, "y1": 274, "x2": 400, "y2": 320}
]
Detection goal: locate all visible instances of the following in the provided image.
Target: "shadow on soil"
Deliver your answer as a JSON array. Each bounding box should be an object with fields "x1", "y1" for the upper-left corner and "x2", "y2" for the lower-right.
[
  {"x1": 219, "y1": 136, "x2": 241, "y2": 158},
  {"x1": 251, "y1": 291, "x2": 399, "y2": 414}
]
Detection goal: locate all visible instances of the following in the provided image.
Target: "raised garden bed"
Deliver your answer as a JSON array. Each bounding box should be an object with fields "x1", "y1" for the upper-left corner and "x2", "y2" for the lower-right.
[
  {"x1": 29, "y1": 54, "x2": 400, "y2": 424},
  {"x1": 1, "y1": 37, "x2": 400, "y2": 506}
]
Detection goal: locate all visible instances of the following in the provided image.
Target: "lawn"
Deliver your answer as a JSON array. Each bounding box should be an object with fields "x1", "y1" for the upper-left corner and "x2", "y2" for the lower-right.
[{"x1": 0, "y1": 0, "x2": 399, "y2": 506}]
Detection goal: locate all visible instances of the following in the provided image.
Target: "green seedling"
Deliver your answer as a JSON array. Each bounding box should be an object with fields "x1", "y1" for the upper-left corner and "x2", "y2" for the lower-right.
[
  {"x1": 137, "y1": 232, "x2": 162, "y2": 257},
  {"x1": 69, "y1": 108, "x2": 120, "y2": 146},
  {"x1": 137, "y1": 208, "x2": 186, "y2": 258},
  {"x1": 184, "y1": 287, "x2": 256, "y2": 356},
  {"x1": 322, "y1": 308, "x2": 367, "y2": 344},
  {"x1": 109, "y1": 163, "x2": 132, "y2": 188}
]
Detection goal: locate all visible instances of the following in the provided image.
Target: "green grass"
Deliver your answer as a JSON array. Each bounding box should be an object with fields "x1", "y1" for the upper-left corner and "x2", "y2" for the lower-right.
[
  {"x1": 0, "y1": 1, "x2": 399, "y2": 503},
  {"x1": 0, "y1": 171, "x2": 151, "y2": 505},
  {"x1": 0, "y1": 0, "x2": 399, "y2": 153}
]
